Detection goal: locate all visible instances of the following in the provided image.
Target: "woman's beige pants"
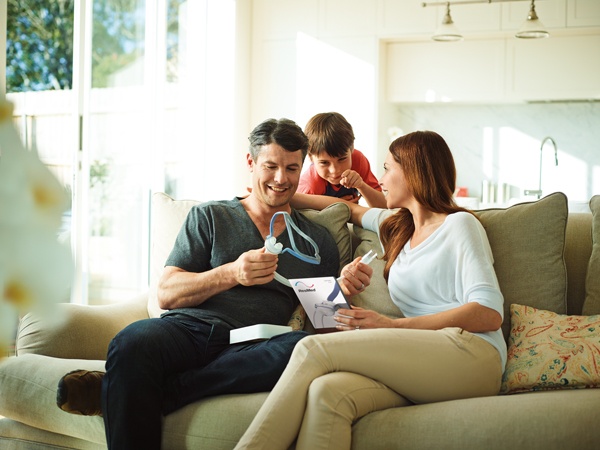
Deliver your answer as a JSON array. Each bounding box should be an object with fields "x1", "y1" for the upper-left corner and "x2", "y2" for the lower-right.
[{"x1": 235, "y1": 327, "x2": 502, "y2": 450}]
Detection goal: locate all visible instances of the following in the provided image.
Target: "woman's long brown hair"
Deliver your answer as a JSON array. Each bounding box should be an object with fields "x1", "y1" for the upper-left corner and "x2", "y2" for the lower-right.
[{"x1": 379, "y1": 131, "x2": 474, "y2": 281}]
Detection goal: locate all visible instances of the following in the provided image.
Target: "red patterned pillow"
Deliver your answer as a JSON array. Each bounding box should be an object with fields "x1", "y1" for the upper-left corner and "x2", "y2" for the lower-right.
[{"x1": 501, "y1": 304, "x2": 600, "y2": 395}]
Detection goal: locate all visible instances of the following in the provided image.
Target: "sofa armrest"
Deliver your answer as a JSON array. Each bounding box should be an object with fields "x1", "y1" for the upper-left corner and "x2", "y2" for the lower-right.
[{"x1": 15, "y1": 292, "x2": 150, "y2": 360}]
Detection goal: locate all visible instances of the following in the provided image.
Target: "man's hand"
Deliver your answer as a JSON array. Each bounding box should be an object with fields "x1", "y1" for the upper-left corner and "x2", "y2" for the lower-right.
[{"x1": 233, "y1": 248, "x2": 279, "y2": 286}]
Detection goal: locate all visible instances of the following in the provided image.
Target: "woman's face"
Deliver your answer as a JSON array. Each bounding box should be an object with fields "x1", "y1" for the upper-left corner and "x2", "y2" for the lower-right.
[{"x1": 380, "y1": 151, "x2": 411, "y2": 209}]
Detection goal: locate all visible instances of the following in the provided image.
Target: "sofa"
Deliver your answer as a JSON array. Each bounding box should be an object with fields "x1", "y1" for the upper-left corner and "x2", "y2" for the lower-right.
[{"x1": 1, "y1": 191, "x2": 599, "y2": 450}]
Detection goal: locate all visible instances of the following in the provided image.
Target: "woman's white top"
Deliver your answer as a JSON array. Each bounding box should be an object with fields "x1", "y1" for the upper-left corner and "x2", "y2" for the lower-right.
[{"x1": 362, "y1": 208, "x2": 507, "y2": 369}]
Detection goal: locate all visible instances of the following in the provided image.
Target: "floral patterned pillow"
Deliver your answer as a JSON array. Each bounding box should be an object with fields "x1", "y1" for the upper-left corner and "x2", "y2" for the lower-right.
[{"x1": 501, "y1": 304, "x2": 600, "y2": 395}]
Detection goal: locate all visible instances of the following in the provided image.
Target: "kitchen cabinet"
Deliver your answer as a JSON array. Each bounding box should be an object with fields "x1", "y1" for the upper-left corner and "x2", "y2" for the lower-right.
[
  {"x1": 378, "y1": 0, "x2": 437, "y2": 36},
  {"x1": 386, "y1": 39, "x2": 506, "y2": 103},
  {"x1": 386, "y1": 31, "x2": 600, "y2": 103},
  {"x1": 507, "y1": 33, "x2": 600, "y2": 101},
  {"x1": 567, "y1": 0, "x2": 600, "y2": 27}
]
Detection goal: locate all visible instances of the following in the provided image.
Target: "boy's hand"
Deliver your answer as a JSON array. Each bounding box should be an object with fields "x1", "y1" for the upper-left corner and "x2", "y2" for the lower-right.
[{"x1": 340, "y1": 169, "x2": 364, "y2": 189}]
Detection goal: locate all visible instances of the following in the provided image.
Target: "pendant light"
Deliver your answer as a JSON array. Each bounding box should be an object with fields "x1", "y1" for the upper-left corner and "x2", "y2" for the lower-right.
[
  {"x1": 423, "y1": 0, "x2": 550, "y2": 41},
  {"x1": 432, "y1": 3, "x2": 463, "y2": 42},
  {"x1": 515, "y1": 0, "x2": 549, "y2": 39}
]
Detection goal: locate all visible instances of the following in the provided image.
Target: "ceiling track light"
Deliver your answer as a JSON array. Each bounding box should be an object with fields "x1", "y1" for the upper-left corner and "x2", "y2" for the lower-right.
[{"x1": 422, "y1": 0, "x2": 550, "y2": 42}]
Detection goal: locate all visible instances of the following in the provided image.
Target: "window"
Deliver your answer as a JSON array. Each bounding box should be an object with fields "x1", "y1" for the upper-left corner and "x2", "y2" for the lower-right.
[{"x1": 5, "y1": 0, "x2": 241, "y2": 305}]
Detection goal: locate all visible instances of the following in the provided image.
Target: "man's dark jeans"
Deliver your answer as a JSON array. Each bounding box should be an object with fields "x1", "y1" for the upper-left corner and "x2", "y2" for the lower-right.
[{"x1": 101, "y1": 314, "x2": 308, "y2": 450}]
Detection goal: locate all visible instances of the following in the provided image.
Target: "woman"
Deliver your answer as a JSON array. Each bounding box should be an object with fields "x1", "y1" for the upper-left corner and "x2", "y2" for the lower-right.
[{"x1": 235, "y1": 131, "x2": 506, "y2": 450}]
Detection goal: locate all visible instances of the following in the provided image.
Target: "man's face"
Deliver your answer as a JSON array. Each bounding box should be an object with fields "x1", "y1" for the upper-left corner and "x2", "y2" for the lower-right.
[
  {"x1": 248, "y1": 143, "x2": 303, "y2": 208},
  {"x1": 309, "y1": 148, "x2": 353, "y2": 186}
]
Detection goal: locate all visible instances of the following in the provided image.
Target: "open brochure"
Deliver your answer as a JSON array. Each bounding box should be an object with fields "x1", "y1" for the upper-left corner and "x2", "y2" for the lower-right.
[
  {"x1": 289, "y1": 276, "x2": 352, "y2": 332},
  {"x1": 229, "y1": 276, "x2": 352, "y2": 343}
]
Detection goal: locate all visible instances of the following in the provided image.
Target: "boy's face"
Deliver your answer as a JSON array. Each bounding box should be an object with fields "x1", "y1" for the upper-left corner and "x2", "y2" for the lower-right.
[{"x1": 310, "y1": 148, "x2": 353, "y2": 186}]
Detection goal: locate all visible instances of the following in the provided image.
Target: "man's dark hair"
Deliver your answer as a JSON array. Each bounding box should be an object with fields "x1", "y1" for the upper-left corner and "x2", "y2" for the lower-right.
[{"x1": 248, "y1": 118, "x2": 309, "y2": 161}]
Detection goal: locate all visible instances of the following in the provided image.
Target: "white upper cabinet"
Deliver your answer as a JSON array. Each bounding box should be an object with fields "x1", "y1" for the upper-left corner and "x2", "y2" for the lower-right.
[
  {"x1": 319, "y1": 0, "x2": 379, "y2": 37},
  {"x1": 387, "y1": 31, "x2": 600, "y2": 103},
  {"x1": 378, "y1": 0, "x2": 438, "y2": 36},
  {"x1": 507, "y1": 32, "x2": 600, "y2": 101},
  {"x1": 386, "y1": 39, "x2": 506, "y2": 103},
  {"x1": 567, "y1": 0, "x2": 600, "y2": 27}
]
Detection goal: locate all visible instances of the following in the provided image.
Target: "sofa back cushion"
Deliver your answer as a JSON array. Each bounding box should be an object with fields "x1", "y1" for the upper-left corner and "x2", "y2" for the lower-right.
[
  {"x1": 350, "y1": 193, "x2": 569, "y2": 341},
  {"x1": 583, "y1": 195, "x2": 600, "y2": 315},
  {"x1": 475, "y1": 192, "x2": 568, "y2": 339},
  {"x1": 148, "y1": 192, "x2": 352, "y2": 318},
  {"x1": 350, "y1": 225, "x2": 403, "y2": 319}
]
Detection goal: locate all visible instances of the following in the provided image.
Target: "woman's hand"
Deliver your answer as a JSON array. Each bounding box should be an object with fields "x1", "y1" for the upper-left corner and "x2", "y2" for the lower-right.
[
  {"x1": 338, "y1": 256, "x2": 373, "y2": 296},
  {"x1": 334, "y1": 306, "x2": 395, "y2": 331}
]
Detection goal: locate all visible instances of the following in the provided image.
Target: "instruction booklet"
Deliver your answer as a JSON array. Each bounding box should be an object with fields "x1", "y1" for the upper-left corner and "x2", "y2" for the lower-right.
[{"x1": 289, "y1": 276, "x2": 352, "y2": 332}]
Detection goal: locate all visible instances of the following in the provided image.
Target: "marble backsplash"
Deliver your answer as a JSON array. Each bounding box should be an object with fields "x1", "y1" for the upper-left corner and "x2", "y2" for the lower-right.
[{"x1": 387, "y1": 102, "x2": 600, "y2": 207}]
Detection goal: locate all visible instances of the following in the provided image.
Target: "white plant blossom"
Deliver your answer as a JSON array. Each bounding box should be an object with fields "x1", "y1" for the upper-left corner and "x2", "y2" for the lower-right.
[{"x1": 0, "y1": 99, "x2": 73, "y2": 359}]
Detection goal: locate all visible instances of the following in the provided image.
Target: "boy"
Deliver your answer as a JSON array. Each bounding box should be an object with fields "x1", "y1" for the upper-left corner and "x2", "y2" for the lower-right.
[{"x1": 298, "y1": 112, "x2": 386, "y2": 208}]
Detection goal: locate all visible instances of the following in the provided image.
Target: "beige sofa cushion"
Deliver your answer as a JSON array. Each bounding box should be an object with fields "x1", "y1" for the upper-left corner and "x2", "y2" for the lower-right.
[
  {"x1": 0, "y1": 354, "x2": 106, "y2": 444},
  {"x1": 148, "y1": 192, "x2": 351, "y2": 318},
  {"x1": 0, "y1": 353, "x2": 270, "y2": 449},
  {"x1": 583, "y1": 195, "x2": 600, "y2": 315},
  {"x1": 476, "y1": 192, "x2": 568, "y2": 339},
  {"x1": 350, "y1": 225, "x2": 403, "y2": 319}
]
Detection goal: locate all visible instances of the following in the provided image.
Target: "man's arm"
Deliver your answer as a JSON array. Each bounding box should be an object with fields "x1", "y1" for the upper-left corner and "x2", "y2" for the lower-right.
[{"x1": 157, "y1": 248, "x2": 278, "y2": 310}]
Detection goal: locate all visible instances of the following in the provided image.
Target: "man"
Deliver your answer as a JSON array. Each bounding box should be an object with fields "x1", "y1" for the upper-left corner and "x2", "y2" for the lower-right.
[{"x1": 56, "y1": 118, "x2": 343, "y2": 449}]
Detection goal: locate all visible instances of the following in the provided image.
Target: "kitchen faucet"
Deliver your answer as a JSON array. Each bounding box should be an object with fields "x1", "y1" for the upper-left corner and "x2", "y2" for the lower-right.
[{"x1": 524, "y1": 136, "x2": 558, "y2": 200}]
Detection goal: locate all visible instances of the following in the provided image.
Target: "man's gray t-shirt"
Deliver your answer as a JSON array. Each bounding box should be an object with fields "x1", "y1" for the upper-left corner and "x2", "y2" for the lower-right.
[{"x1": 162, "y1": 198, "x2": 340, "y2": 328}]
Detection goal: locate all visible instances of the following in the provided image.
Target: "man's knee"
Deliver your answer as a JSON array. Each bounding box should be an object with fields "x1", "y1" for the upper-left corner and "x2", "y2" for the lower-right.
[
  {"x1": 270, "y1": 330, "x2": 310, "y2": 350},
  {"x1": 108, "y1": 319, "x2": 165, "y2": 361}
]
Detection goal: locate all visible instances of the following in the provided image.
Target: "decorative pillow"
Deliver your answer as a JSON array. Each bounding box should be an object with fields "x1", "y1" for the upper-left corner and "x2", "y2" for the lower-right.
[
  {"x1": 475, "y1": 192, "x2": 568, "y2": 340},
  {"x1": 147, "y1": 193, "x2": 352, "y2": 321},
  {"x1": 501, "y1": 303, "x2": 600, "y2": 395},
  {"x1": 583, "y1": 195, "x2": 600, "y2": 315}
]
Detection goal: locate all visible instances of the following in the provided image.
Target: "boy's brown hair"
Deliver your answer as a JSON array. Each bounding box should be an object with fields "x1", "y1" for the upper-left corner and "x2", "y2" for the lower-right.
[{"x1": 304, "y1": 112, "x2": 355, "y2": 158}]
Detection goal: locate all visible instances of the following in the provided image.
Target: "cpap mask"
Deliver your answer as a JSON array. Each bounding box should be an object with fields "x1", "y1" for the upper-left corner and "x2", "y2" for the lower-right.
[{"x1": 264, "y1": 211, "x2": 321, "y2": 286}]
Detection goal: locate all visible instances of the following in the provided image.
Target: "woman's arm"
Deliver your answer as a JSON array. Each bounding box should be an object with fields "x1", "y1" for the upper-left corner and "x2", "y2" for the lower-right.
[
  {"x1": 291, "y1": 193, "x2": 370, "y2": 226},
  {"x1": 335, "y1": 302, "x2": 502, "y2": 333}
]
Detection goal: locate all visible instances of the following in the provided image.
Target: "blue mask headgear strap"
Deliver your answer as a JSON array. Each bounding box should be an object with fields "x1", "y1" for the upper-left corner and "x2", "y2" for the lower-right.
[
  {"x1": 265, "y1": 211, "x2": 321, "y2": 265},
  {"x1": 264, "y1": 211, "x2": 322, "y2": 287}
]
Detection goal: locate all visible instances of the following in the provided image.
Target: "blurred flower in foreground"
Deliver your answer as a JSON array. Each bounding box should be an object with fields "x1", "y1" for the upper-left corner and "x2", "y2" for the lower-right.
[{"x1": 0, "y1": 99, "x2": 73, "y2": 360}]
